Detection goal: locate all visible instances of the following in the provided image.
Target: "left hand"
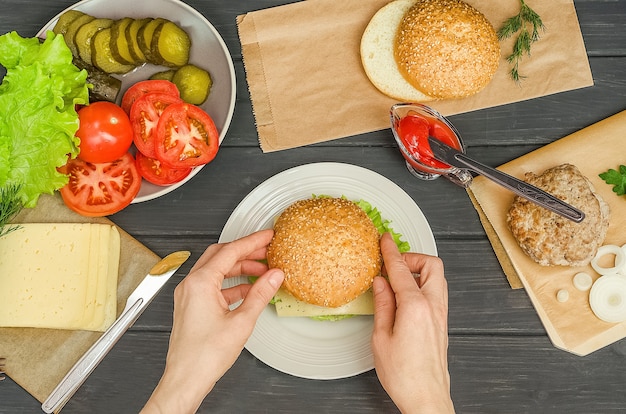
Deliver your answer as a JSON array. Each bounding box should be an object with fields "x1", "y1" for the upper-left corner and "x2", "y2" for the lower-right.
[{"x1": 141, "y1": 229, "x2": 284, "y2": 413}]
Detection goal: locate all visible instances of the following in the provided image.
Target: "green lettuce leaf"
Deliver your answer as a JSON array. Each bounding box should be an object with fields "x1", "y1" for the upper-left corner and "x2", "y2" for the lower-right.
[
  {"x1": 354, "y1": 199, "x2": 411, "y2": 253},
  {"x1": 0, "y1": 31, "x2": 89, "y2": 207}
]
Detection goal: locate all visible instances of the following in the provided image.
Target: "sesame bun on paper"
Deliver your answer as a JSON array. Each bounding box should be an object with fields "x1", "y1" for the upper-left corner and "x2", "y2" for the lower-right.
[{"x1": 361, "y1": 0, "x2": 500, "y2": 100}]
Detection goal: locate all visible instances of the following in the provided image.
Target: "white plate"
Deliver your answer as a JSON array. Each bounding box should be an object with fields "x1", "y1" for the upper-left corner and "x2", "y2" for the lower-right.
[
  {"x1": 38, "y1": 0, "x2": 236, "y2": 203},
  {"x1": 219, "y1": 162, "x2": 437, "y2": 380}
]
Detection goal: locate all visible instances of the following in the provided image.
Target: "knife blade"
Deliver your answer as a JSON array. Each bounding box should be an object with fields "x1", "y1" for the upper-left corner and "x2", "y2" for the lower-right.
[
  {"x1": 41, "y1": 251, "x2": 191, "y2": 414},
  {"x1": 427, "y1": 136, "x2": 585, "y2": 223}
]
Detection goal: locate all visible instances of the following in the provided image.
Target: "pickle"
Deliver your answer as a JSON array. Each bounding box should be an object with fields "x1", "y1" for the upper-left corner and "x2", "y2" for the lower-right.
[
  {"x1": 72, "y1": 57, "x2": 122, "y2": 102},
  {"x1": 171, "y1": 64, "x2": 212, "y2": 105},
  {"x1": 149, "y1": 69, "x2": 176, "y2": 82},
  {"x1": 150, "y1": 21, "x2": 191, "y2": 67},
  {"x1": 52, "y1": 10, "x2": 85, "y2": 36},
  {"x1": 137, "y1": 18, "x2": 166, "y2": 63},
  {"x1": 91, "y1": 28, "x2": 134, "y2": 74},
  {"x1": 110, "y1": 18, "x2": 136, "y2": 65},
  {"x1": 126, "y1": 18, "x2": 151, "y2": 63},
  {"x1": 64, "y1": 14, "x2": 95, "y2": 56},
  {"x1": 74, "y1": 18, "x2": 114, "y2": 65}
]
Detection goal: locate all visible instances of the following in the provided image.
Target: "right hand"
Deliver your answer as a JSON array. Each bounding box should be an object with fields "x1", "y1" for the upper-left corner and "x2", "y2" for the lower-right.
[{"x1": 372, "y1": 233, "x2": 454, "y2": 414}]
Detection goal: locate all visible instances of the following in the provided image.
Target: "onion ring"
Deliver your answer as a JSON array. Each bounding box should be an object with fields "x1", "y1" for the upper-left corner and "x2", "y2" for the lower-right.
[
  {"x1": 589, "y1": 273, "x2": 626, "y2": 323},
  {"x1": 591, "y1": 245, "x2": 625, "y2": 276}
]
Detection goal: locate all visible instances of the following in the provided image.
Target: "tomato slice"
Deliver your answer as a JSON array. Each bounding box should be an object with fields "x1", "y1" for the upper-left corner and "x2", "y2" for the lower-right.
[
  {"x1": 135, "y1": 151, "x2": 192, "y2": 186},
  {"x1": 121, "y1": 79, "x2": 180, "y2": 114},
  {"x1": 154, "y1": 102, "x2": 219, "y2": 168},
  {"x1": 59, "y1": 153, "x2": 142, "y2": 217},
  {"x1": 130, "y1": 92, "x2": 183, "y2": 159}
]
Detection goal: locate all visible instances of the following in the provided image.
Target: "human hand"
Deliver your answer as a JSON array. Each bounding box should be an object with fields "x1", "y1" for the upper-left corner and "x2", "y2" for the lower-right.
[
  {"x1": 141, "y1": 230, "x2": 284, "y2": 414},
  {"x1": 372, "y1": 233, "x2": 454, "y2": 414}
]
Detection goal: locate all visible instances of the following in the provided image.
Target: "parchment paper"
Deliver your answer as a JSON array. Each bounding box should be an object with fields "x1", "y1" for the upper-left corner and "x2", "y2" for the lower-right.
[
  {"x1": 0, "y1": 193, "x2": 160, "y2": 407},
  {"x1": 237, "y1": 0, "x2": 593, "y2": 152},
  {"x1": 468, "y1": 110, "x2": 626, "y2": 356}
]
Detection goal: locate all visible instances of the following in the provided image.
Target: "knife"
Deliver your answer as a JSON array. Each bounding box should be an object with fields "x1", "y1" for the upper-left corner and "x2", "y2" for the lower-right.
[
  {"x1": 41, "y1": 251, "x2": 191, "y2": 414},
  {"x1": 427, "y1": 136, "x2": 585, "y2": 223}
]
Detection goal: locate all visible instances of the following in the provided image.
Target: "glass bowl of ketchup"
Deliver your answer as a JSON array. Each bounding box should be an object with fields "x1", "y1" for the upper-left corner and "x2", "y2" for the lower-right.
[{"x1": 390, "y1": 103, "x2": 472, "y2": 188}]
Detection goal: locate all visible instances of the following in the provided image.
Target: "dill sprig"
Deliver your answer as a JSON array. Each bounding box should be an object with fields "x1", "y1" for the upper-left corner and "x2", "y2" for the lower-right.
[
  {"x1": 0, "y1": 183, "x2": 24, "y2": 238},
  {"x1": 497, "y1": 0, "x2": 545, "y2": 82}
]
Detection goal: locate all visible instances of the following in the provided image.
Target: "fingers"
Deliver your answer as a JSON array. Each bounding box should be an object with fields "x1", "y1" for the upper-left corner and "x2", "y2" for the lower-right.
[
  {"x1": 190, "y1": 230, "x2": 274, "y2": 276},
  {"x1": 372, "y1": 276, "x2": 395, "y2": 335},
  {"x1": 236, "y1": 269, "x2": 284, "y2": 318},
  {"x1": 414, "y1": 255, "x2": 448, "y2": 313},
  {"x1": 221, "y1": 284, "x2": 252, "y2": 306},
  {"x1": 380, "y1": 233, "x2": 420, "y2": 294},
  {"x1": 379, "y1": 232, "x2": 448, "y2": 311}
]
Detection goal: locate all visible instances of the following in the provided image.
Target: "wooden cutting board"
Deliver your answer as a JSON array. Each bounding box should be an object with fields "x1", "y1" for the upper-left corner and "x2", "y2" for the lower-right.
[
  {"x1": 0, "y1": 193, "x2": 160, "y2": 405},
  {"x1": 468, "y1": 110, "x2": 626, "y2": 356}
]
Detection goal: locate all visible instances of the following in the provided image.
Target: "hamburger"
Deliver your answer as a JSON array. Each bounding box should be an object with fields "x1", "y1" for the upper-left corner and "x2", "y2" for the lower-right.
[
  {"x1": 360, "y1": 0, "x2": 500, "y2": 101},
  {"x1": 265, "y1": 197, "x2": 408, "y2": 318}
]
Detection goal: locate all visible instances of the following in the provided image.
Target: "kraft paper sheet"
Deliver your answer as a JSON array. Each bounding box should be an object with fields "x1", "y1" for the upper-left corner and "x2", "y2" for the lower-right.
[
  {"x1": 237, "y1": 0, "x2": 593, "y2": 152},
  {"x1": 468, "y1": 110, "x2": 626, "y2": 356},
  {"x1": 0, "y1": 194, "x2": 160, "y2": 409}
]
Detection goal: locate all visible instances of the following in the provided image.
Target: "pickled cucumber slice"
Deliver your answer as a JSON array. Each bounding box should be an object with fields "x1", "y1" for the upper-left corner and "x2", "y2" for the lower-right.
[
  {"x1": 91, "y1": 28, "x2": 134, "y2": 74},
  {"x1": 126, "y1": 18, "x2": 151, "y2": 63},
  {"x1": 110, "y1": 18, "x2": 136, "y2": 65},
  {"x1": 73, "y1": 57, "x2": 122, "y2": 102},
  {"x1": 151, "y1": 21, "x2": 191, "y2": 67},
  {"x1": 137, "y1": 18, "x2": 166, "y2": 63},
  {"x1": 172, "y1": 64, "x2": 212, "y2": 104},
  {"x1": 64, "y1": 14, "x2": 95, "y2": 56},
  {"x1": 52, "y1": 10, "x2": 85, "y2": 36},
  {"x1": 150, "y1": 70, "x2": 176, "y2": 81},
  {"x1": 75, "y1": 18, "x2": 114, "y2": 65}
]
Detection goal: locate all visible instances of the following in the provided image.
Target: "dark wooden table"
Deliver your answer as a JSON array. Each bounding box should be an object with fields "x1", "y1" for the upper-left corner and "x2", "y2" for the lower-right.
[{"x1": 2, "y1": 0, "x2": 626, "y2": 412}]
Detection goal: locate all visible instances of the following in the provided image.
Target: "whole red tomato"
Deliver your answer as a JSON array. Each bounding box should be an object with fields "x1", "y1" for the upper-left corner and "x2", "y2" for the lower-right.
[{"x1": 76, "y1": 101, "x2": 133, "y2": 163}]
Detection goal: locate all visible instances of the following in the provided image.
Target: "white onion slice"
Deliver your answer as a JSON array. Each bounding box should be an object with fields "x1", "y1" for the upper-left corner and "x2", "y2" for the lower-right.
[
  {"x1": 573, "y1": 272, "x2": 593, "y2": 291},
  {"x1": 589, "y1": 273, "x2": 626, "y2": 323},
  {"x1": 591, "y1": 245, "x2": 625, "y2": 276},
  {"x1": 556, "y1": 289, "x2": 569, "y2": 303}
]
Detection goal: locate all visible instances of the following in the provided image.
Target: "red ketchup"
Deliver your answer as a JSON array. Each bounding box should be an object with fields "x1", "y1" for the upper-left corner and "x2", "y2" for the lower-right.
[{"x1": 396, "y1": 110, "x2": 461, "y2": 171}]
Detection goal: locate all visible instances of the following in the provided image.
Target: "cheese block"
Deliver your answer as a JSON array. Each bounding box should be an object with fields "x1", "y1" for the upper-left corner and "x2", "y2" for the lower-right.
[
  {"x1": 0, "y1": 223, "x2": 120, "y2": 331},
  {"x1": 273, "y1": 287, "x2": 374, "y2": 318}
]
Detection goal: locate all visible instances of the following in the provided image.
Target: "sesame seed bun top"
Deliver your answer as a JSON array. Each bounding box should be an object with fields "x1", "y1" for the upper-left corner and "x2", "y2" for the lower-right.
[
  {"x1": 394, "y1": 0, "x2": 500, "y2": 99},
  {"x1": 267, "y1": 197, "x2": 382, "y2": 308}
]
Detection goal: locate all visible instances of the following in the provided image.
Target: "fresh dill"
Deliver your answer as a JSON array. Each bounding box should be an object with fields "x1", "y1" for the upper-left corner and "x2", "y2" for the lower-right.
[
  {"x1": 0, "y1": 183, "x2": 23, "y2": 238},
  {"x1": 497, "y1": 0, "x2": 545, "y2": 82}
]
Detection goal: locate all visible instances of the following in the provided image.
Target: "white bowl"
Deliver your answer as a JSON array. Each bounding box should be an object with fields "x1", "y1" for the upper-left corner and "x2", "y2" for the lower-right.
[{"x1": 38, "y1": 0, "x2": 236, "y2": 203}]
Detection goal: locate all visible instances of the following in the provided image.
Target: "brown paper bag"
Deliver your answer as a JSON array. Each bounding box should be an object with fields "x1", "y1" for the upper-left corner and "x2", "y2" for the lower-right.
[
  {"x1": 237, "y1": 0, "x2": 593, "y2": 152},
  {"x1": 0, "y1": 194, "x2": 160, "y2": 406},
  {"x1": 468, "y1": 110, "x2": 626, "y2": 355}
]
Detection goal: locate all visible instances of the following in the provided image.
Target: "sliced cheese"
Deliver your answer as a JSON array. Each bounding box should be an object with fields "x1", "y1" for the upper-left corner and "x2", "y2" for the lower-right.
[
  {"x1": 273, "y1": 287, "x2": 374, "y2": 318},
  {"x1": 0, "y1": 223, "x2": 120, "y2": 331},
  {"x1": 82, "y1": 224, "x2": 119, "y2": 331},
  {"x1": 102, "y1": 225, "x2": 120, "y2": 329},
  {"x1": 78, "y1": 223, "x2": 102, "y2": 328}
]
